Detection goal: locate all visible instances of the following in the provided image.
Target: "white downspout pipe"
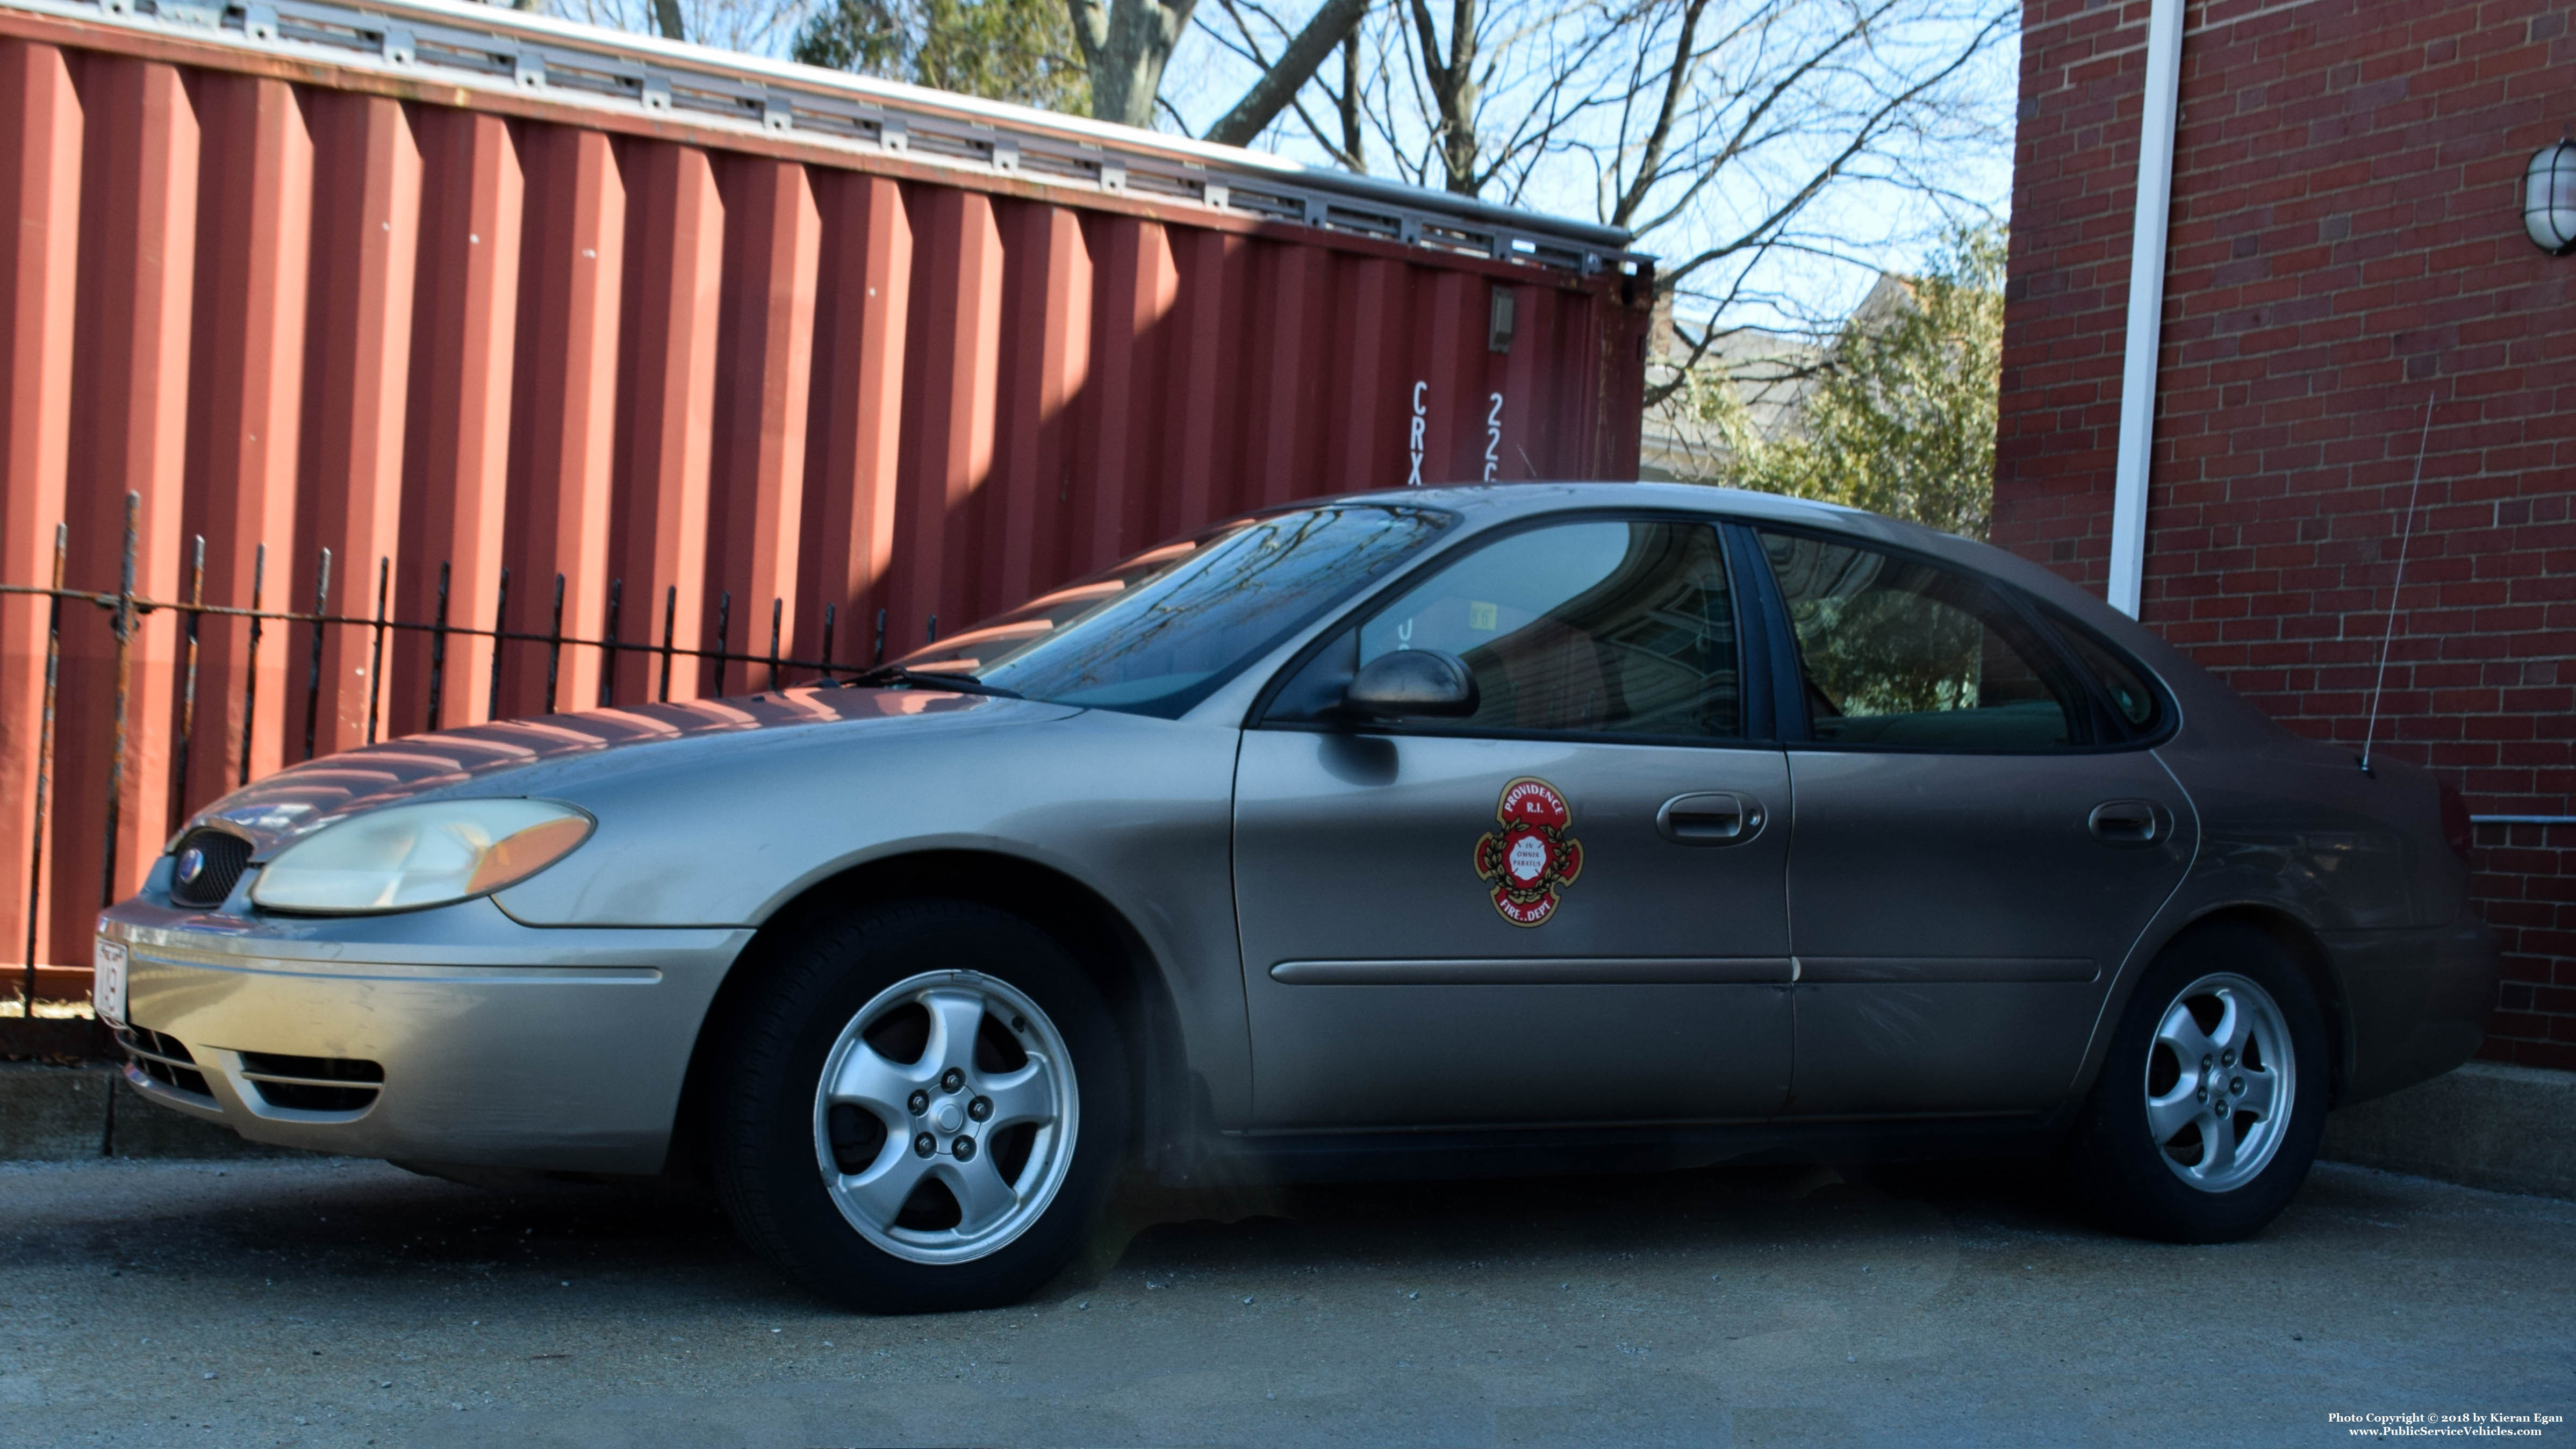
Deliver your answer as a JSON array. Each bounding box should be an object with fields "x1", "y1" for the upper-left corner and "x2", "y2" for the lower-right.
[{"x1": 2106, "y1": 0, "x2": 2187, "y2": 618}]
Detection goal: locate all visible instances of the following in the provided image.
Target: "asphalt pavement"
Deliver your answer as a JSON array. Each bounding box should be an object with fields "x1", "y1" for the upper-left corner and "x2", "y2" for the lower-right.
[{"x1": 0, "y1": 1152, "x2": 2567, "y2": 1447}]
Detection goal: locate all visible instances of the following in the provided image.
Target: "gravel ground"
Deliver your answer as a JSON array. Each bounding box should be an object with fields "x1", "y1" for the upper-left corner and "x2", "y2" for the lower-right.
[{"x1": 0, "y1": 1152, "x2": 2568, "y2": 1447}]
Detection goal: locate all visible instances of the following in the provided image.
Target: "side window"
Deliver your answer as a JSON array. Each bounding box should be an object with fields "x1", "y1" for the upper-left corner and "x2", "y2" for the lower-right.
[
  {"x1": 1355, "y1": 520, "x2": 1742, "y2": 740},
  {"x1": 1758, "y1": 530, "x2": 2086, "y2": 751},
  {"x1": 2054, "y1": 621, "x2": 2164, "y2": 735}
]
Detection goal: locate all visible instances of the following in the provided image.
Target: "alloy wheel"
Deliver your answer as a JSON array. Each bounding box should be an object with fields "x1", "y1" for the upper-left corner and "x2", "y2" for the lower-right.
[
  {"x1": 2143, "y1": 971, "x2": 2295, "y2": 1194},
  {"x1": 810, "y1": 969, "x2": 1077, "y2": 1265}
]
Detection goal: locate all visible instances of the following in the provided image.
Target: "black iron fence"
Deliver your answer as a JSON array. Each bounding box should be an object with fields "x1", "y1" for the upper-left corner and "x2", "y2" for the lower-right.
[{"x1": 5, "y1": 491, "x2": 895, "y2": 1013}]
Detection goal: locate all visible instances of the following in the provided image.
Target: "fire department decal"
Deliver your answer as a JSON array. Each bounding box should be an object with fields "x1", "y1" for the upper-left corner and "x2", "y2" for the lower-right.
[{"x1": 1473, "y1": 777, "x2": 1584, "y2": 927}]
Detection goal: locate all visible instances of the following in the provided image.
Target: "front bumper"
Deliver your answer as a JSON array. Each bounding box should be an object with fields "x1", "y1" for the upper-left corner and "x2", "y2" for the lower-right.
[{"x1": 98, "y1": 895, "x2": 750, "y2": 1173}]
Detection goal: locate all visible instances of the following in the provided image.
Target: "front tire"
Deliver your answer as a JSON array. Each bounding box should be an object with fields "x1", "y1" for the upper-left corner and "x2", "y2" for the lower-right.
[
  {"x1": 2066, "y1": 921, "x2": 2328, "y2": 1243},
  {"x1": 709, "y1": 899, "x2": 1129, "y2": 1312}
]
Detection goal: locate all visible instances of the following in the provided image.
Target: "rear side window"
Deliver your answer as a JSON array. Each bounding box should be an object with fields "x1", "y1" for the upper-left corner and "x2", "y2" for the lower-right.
[
  {"x1": 1757, "y1": 530, "x2": 2087, "y2": 752},
  {"x1": 2053, "y1": 621, "x2": 2164, "y2": 735}
]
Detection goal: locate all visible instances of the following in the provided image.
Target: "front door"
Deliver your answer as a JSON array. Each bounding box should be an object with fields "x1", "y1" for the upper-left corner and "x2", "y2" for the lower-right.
[
  {"x1": 1233, "y1": 517, "x2": 1795, "y2": 1129},
  {"x1": 1751, "y1": 527, "x2": 2197, "y2": 1117}
]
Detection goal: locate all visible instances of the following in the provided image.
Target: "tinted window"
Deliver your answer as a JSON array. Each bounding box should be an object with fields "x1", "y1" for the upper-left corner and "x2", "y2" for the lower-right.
[
  {"x1": 1759, "y1": 530, "x2": 2084, "y2": 751},
  {"x1": 1355, "y1": 520, "x2": 1742, "y2": 740},
  {"x1": 2055, "y1": 622, "x2": 2163, "y2": 734},
  {"x1": 892, "y1": 506, "x2": 1450, "y2": 718}
]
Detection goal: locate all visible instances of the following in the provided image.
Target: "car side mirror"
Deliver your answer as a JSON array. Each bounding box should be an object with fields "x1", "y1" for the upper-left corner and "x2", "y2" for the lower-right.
[{"x1": 1344, "y1": 650, "x2": 1479, "y2": 718}]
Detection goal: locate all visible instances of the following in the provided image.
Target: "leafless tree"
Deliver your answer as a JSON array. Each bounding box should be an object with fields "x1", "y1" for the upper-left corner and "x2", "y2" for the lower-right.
[
  {"x1": 1584, "y1": 0, "x2": 2014, "y2": 402},
  {"x1": 1186, "y1": 0, "x2": 2013, "y2": 402}
]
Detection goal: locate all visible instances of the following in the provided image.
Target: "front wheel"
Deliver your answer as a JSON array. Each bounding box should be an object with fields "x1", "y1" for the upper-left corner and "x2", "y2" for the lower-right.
[
  {"x1": 709, "y1": 900, "x2": 1129, "y2": 1312},
  {"x1": 2065, "y1": 922, "x2": 2328, "y2": 1243}
]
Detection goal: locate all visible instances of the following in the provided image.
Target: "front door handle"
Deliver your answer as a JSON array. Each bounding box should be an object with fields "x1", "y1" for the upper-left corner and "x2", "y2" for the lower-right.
[
  {"x1": 1657, "y1": 792, "x2": 1764, "y2": 845},
  {"x1": 2089, "y1": 799, "x2": 2163, "y2": 846}
]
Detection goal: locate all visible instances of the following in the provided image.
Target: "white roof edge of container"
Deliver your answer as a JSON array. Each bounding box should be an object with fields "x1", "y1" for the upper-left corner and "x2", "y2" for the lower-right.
[{"x1": 0, "y1": 0, "x2": 1647, "y2": 276}]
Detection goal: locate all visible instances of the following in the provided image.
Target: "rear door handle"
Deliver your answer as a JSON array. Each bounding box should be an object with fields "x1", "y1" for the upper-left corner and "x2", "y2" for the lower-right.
[
  {"x1": 2089, "y1": 799, "x2": 2163, "y2": 846},
  {"x1": 1657, "y1": 792, "x2": 1764, "y2": 845}
]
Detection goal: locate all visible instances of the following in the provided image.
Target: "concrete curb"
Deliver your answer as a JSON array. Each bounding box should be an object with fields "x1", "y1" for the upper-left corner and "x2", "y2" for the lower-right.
[
  {"x1": 0, "y1": 1062, "x2": 301, "y2": 1161},
  {"x1": 2321, "y1": 1061, "x2": 2576, "y2": 1199}
]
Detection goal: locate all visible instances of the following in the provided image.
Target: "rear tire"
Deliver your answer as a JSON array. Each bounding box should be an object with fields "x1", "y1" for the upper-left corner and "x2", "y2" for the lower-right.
[
  {"x1": 2066, "y1": 921, "x2": 2328, "y2": 1243},
  {"x1": 709, "y1": 899, "x2": 1129, "y2": 1312}
]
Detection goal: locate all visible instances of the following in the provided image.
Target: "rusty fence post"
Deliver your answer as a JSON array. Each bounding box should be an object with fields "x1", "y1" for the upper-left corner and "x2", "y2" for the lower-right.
[
  {"x1": 238, "y1": 542, "x2": 266, "y2": 787},
  {"x1": 658, "y1": 584, "x2": 677, "y2": 704},
  {"x1": 486, "y1": 566, "x2": 510, "y2": 723},
  {"x1": 709, "y1": 591, "x2": 730, "y2": 699},
  {"x1": 600, "y1": 576, "x2": 622, "y2": 708},
  {"x1": 543, "y1": 572, "x2": 565, "y2": 714},
  {"x1": 301, "y1": 547, "x2": 331, "y2": 763},
  {"x1": 427, "y1": 560, "x2": 451, "y2": 733},
  {"x1": 766, "y1": 597, "x2": 782, "y2": 691},
  {"x1": 170, "y1": 534, "x2": 204, "y2": 835},
  {"x1": 21, "y1": 523, "x2": 67, "y2": 1013},
  {"x1": 364, "y1": 556, "x2": 389, "y2": 745},
  {"x1": 99, "y1": 493, "x2": 140, "y2": 912}
]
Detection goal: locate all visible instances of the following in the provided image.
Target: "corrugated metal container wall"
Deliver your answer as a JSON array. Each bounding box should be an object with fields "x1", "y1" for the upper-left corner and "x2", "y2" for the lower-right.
[{"x1": 0, "y1": 0, "x2": 1649, "y2": 974}]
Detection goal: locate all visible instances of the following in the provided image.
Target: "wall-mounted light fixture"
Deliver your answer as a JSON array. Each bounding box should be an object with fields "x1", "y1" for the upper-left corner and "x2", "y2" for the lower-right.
[{"x1": 2527, "y1": 138, "x2": 2576, "y2": 254}]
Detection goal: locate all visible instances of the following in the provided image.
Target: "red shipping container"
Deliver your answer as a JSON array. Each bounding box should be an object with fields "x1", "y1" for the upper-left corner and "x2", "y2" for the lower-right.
[{"x1": 0, "y1": 0, "x2": 1648, "y2": 981}]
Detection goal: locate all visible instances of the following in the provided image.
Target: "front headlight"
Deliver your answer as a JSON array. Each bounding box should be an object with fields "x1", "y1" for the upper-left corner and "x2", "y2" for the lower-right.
[{"x1": 248, "y1": 799, "x2": 595, "y2": 915}]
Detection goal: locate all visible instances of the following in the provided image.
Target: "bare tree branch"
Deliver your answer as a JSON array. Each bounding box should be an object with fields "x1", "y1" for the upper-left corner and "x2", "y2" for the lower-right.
[
  {"x1": 1204, "y1": 0, "x2": 1373, "y2": 144},
  {"x1": 1647, "y1": 5, "x2": 2014, "y2": 295}
]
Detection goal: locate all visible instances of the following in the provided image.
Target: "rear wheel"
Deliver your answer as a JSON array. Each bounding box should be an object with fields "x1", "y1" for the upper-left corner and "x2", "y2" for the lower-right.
[
  {"x1": 710, "y1": 900, "x2": 1128, "y2": 1312},
  {"x1": 2066, "y1": 922, "x2": 2328, "y2": 1243}
]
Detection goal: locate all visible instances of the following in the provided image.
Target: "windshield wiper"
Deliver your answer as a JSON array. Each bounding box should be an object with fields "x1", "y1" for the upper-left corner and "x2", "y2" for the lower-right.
[{"x1": 840, "y1": 665, "x2": 1023, "y2": 699}]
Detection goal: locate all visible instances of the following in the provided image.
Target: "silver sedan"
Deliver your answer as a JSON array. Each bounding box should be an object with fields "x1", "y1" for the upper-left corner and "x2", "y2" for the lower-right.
[{"x1": 98, "y1": 484, "x2": 2498, "y2": 1312}]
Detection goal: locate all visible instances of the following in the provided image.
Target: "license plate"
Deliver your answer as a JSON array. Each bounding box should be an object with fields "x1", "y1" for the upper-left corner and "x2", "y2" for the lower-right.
[{"x1": 93, "y1": 939, "x2": 127, "y2": 1028}]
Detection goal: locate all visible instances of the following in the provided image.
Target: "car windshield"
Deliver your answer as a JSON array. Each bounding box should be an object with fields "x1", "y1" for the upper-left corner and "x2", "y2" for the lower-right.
[{"x1": 884, "y1": 505, "x2": 1453, "y2": 718}]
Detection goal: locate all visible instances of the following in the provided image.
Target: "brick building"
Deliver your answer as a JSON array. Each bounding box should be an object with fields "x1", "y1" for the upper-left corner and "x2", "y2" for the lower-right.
[{"x1": 1997, "y1": 0, "x2": 2575, "y2": 1067}]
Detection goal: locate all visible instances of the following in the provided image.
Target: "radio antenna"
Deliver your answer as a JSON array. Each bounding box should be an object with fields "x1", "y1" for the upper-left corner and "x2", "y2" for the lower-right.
[{"x1": 2359, "y1": 391, "x2": 2437, "y2": 775}]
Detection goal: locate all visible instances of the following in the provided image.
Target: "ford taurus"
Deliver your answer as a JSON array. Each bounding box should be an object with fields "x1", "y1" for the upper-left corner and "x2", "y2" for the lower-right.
[{"x1": 97, "y1": 484, "x2": 2497, "y2": 1311}]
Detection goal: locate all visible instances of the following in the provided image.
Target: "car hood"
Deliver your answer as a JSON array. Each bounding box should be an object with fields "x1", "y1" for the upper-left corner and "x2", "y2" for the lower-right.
[{"x1": 184, "y1": 687, "x2": 1078, "y2": 859}]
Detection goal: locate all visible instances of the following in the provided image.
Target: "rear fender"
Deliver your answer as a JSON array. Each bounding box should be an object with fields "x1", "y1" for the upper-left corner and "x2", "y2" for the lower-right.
[{"x1": 2063, "y1": 892, "x2": 2354, "y2": 1120}]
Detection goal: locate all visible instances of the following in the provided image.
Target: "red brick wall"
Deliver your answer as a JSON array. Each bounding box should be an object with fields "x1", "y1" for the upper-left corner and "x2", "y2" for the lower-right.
[{"x1": 1996, "y1": 0, "x2": 2576, "y2": 1068}]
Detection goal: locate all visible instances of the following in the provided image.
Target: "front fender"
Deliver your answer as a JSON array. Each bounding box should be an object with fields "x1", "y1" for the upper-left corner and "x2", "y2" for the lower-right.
[{"x1": 490, "y1": 707, "x2": 1252, "y2": 1125}]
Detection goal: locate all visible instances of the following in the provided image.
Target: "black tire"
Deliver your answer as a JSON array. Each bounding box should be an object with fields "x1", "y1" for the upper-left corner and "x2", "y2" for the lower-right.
[
  {"x1": 2065, "y1": 921, "x2": 2329, "y2": 1243},
  {"x1": 709, "y1": 899, "x2": 1130, "y2": 1312}
]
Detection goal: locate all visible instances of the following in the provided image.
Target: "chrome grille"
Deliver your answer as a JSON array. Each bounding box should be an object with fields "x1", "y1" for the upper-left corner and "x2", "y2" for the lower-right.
[{"x1": 168, "y1": 828, "x2": 253, "y2": 909}]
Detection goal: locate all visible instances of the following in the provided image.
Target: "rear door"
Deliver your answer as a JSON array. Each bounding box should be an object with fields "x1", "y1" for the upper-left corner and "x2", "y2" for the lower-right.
[
  {"x1": 1749, "y1": 526, "x2": 2196, "y2": 1117},
  {"x1": 1232, "y1": 515, "x2": 1797, "y2": 1129}
]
